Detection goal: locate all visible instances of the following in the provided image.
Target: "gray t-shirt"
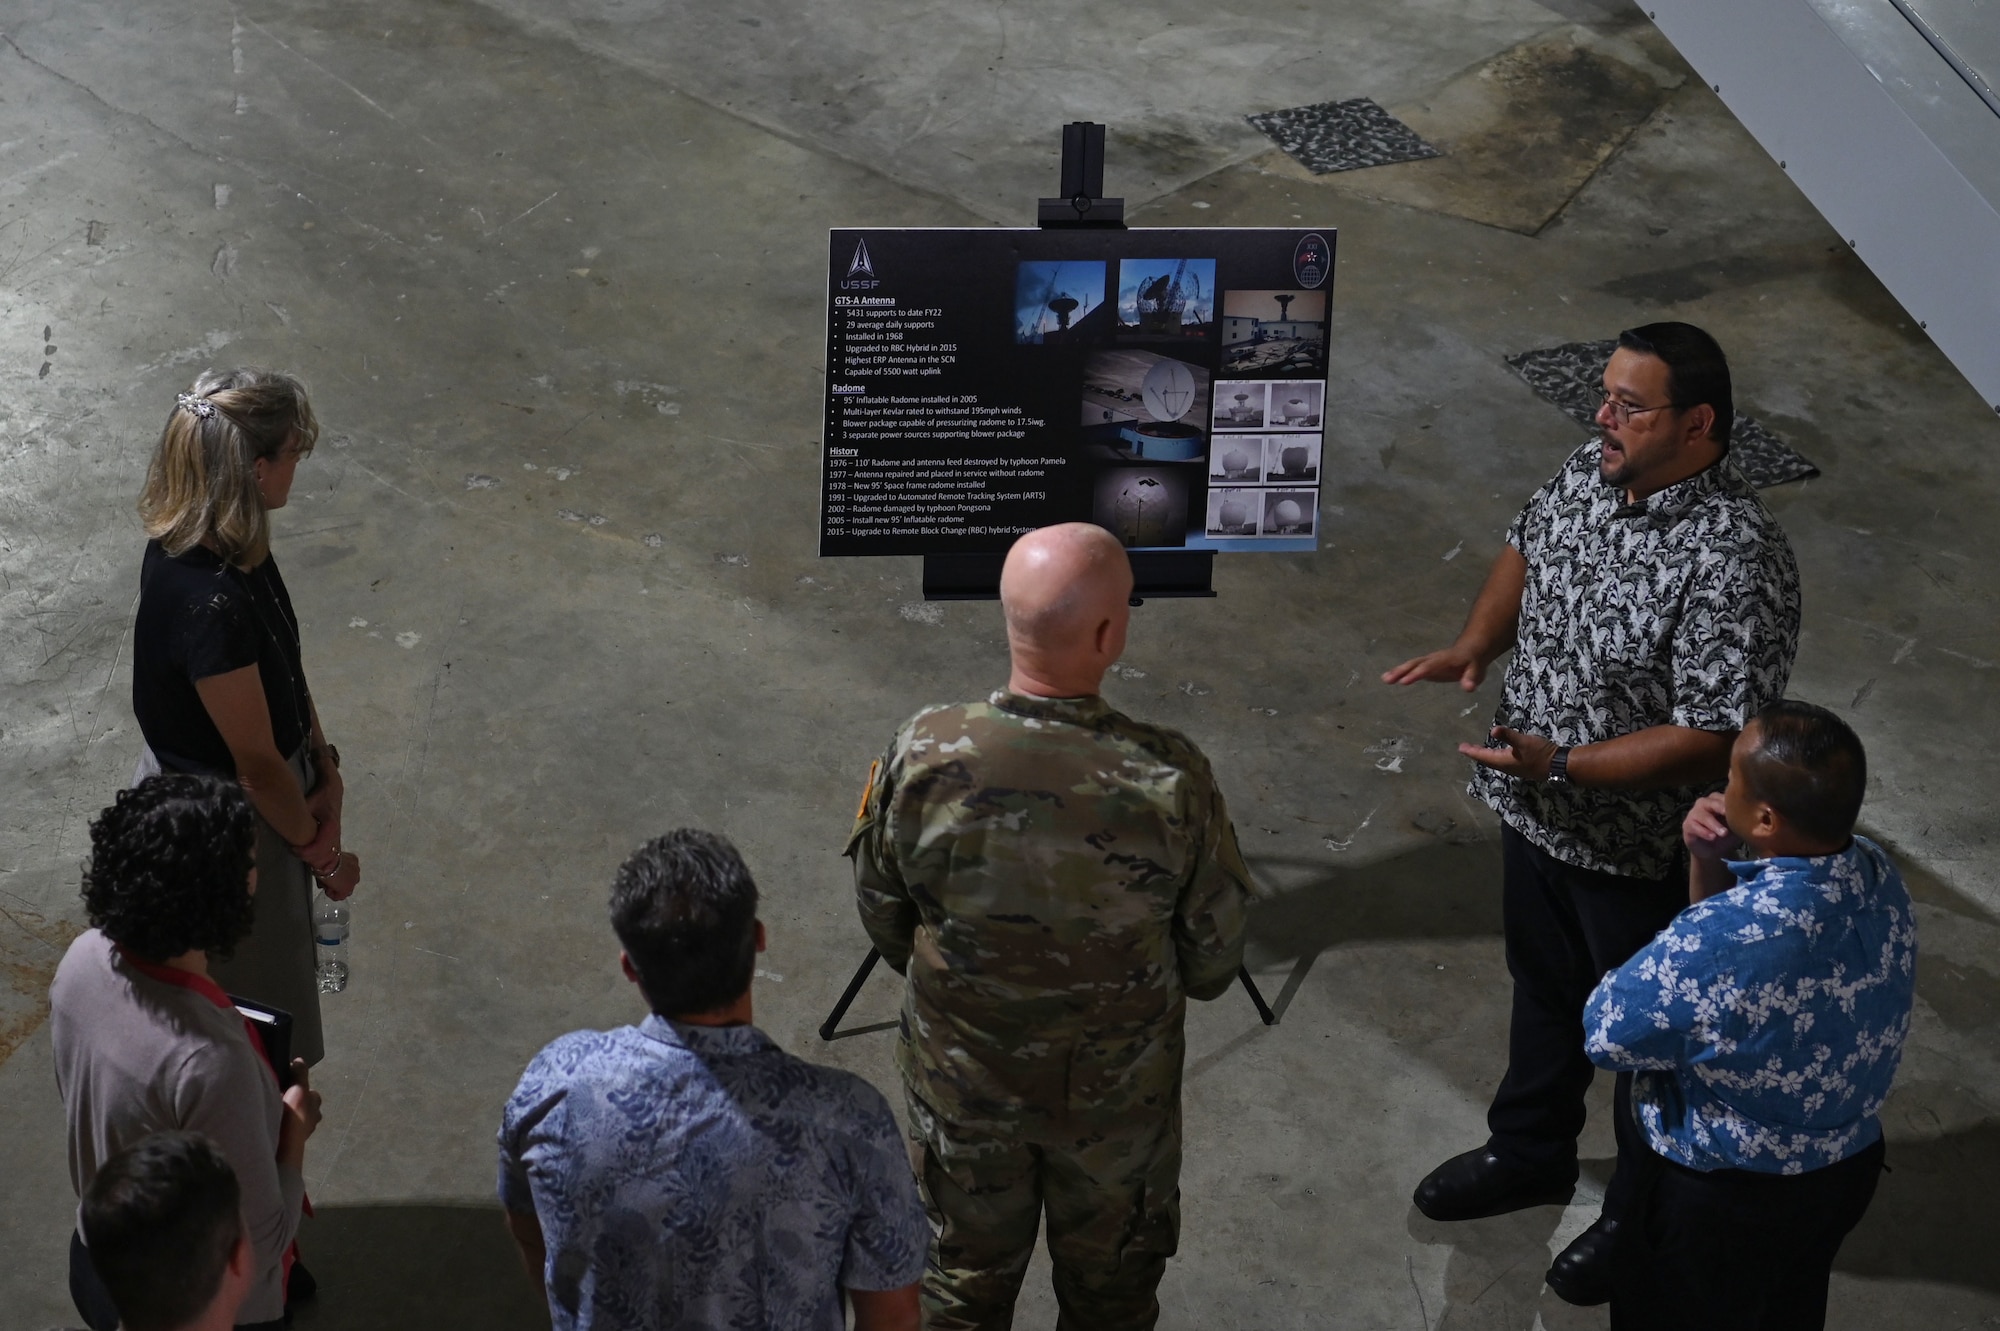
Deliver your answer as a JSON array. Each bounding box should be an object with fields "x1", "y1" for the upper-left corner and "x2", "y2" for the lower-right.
[{"x1": 51, "y1": 930, "x2": 305, "y2": 1325}]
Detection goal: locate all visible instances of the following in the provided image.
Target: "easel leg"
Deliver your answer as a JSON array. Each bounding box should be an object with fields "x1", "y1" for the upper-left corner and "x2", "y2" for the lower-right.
[
  {"x1": 1239, "y1": 965, "x2": 1276, "y2": 1026},
  {"x1": 819, "y1": 947, "x2": 882, "y2": 1041},
  {"x1": 820, "y1": 950, "x2": 1268, "y2": 1036}
]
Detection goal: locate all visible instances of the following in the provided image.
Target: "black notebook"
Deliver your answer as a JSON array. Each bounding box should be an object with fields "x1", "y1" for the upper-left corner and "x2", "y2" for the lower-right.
[{"x1": 230, "y1": 995, "x2": 295, "y2": 1089}]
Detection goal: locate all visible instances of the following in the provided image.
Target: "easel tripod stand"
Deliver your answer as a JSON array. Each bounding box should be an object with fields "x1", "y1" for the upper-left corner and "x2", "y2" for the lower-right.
[
  {"x1": 819, "y1": 122, "x2": 1277, "y2": 1042},
  {"x1": 820, "y1": 946, "x2": 1274, "y2": 1040}
]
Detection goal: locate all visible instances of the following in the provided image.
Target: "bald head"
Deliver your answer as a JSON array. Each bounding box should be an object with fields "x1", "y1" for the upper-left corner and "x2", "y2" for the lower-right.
[{"x1": 1000, "y1": 524, "x2": 1134, "y2": 697}]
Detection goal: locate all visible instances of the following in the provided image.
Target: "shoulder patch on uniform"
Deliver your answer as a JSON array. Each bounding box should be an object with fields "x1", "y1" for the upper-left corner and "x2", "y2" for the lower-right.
[{"x1": 855, "y1": 758, "x2": 880, "y2": 825}]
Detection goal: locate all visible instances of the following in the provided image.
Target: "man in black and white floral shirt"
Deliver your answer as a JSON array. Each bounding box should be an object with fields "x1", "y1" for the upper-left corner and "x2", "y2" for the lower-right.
[{"x1": 1383, "y1": 322, "x2": 1800, "y2": 1307}]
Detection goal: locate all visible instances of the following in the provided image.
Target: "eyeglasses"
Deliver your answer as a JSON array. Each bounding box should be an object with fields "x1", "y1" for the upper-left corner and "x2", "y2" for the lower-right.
[{"x1": 1597, "y1": 394, "x2": 1678, "y2": 426}]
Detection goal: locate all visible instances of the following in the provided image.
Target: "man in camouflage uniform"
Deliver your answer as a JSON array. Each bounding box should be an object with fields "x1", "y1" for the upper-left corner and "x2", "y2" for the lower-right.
[{"x1": 847, "y1": 522, "x2": 1254, "y2": 1331}]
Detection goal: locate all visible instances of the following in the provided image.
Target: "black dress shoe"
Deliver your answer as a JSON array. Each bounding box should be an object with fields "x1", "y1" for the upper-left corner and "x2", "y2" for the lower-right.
[
  {"x1": 1546, "y1": 1215, "x2": 1620, "y2": 1306},
  {"x1": 1412, "y1": 1147, "x2": 1576, "y2": 1222}
]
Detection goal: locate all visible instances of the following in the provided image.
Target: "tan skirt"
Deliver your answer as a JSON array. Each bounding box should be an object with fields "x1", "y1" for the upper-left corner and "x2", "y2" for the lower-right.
[{"x1": 133, "y1": 745, "x2": 326, "y2": 1066}]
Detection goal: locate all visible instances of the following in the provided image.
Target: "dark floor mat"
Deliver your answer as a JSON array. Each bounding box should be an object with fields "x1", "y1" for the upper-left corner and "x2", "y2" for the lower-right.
[
  {"x1": 1505, "y1": 340, "x2": 1818, "y2": 488},
  {"x1": 1247, "y1": 98, "x2": 1442, "y2": 174}
]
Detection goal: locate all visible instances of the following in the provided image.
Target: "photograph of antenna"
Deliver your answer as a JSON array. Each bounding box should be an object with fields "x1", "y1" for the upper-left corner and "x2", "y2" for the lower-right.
[
  {"x1": 1092, "y1": 466, "x2": 1191, "y2": 548},
  {"x1": 1114, "y1": 258, "x2": 1216, "y2": 343},
  {"x1": 1221, "y1": 289, "x2": 1329, "y2": 375},
  {"x1": 1014, "y1": 259, "x2": 1110, "y2": 345},
  {"x1": 1262, "y1": 490, "x2": 1318, "y2": 536},
  {"x1": 1264, "y1": 435, "x2": 1321, "y2": 482},
  {"x1": 1079, "y1": 349, "x2": 1211, "y2": 461},
  {"x1": 1210, "y1": 437, "x2": 1265, "y2": 482},
  {"x1": 1213, "y1": 382, "x2": 1269, "y2": 430},
  {"x1": 1205, "y1": 487, "x2": 1262, "y2": 537},
  {"x1": 1267, "y1": 381, "x2": 1325, "y2": 430}
]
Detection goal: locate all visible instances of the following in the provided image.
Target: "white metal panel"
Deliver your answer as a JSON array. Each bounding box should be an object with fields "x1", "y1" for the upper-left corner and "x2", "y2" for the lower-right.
[
  {"x1": 1900, "y1": 0, "x2": 1999, "y2": 102},
  {"x1": 1648, "y1": 0, "x2": 2000, "y2": 413},
  {"x1": 1814, "y1": 0, "x2": 2000, "y2": 200}
]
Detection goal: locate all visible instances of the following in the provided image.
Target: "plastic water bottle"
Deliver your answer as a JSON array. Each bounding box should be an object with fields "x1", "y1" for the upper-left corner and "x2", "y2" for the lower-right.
[{"x1": 314, "y1": 889, "x2": 350, "y2": 993}]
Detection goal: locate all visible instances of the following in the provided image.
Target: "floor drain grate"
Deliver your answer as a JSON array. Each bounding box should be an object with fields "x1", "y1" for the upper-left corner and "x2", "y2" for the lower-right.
[
  {"x1": 1505, "y1": 340, "x2": 1819, "y2": 489},
  {"x1": 1247, "y1": 98, "x2": 1442, "y2": 174}
]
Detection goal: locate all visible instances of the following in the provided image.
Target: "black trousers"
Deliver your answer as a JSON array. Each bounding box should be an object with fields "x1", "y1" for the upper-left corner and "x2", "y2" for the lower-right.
[
  {"x1": 1612, "y1": 1139, "x2": 1885, "y2": 1330},
  {"x1": 1486, "y1": 826, "x2": 1686, "y2": 1220}
]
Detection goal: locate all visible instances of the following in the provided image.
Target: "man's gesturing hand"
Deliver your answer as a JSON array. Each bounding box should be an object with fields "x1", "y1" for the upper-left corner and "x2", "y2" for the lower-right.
[
  {"x1": 1382, "y1": 645, "x2": 1488, "y2": 691},
  {"x1": 1460, "y1": 726, "x2": 1559, "y2": 780},
  {"x1": 1382, "y1": 545, "x2": 1526, "y2": 691},
  {"x1": 1682, "y1": 793, "x2": 1739, "y2": 861}
]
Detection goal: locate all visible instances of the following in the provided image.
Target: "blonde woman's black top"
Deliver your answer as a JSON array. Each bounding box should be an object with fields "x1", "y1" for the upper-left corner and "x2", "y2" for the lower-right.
[{"x1": 132, "y1": 540, "x2": 311, "y2": 775}]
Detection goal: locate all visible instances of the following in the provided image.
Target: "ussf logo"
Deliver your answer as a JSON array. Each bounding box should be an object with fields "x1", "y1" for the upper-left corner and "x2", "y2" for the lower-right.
[{"x1": 840, "y1": 238, "x2": 880, "y2": 290}]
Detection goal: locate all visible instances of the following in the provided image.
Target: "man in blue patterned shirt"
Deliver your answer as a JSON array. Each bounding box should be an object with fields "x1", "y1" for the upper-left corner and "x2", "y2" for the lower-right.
[
  {"x1": 1586, "y1": 702, "x2": 1915, "y2": 1330},
  {"x1": 497, "y1": 830, "x2": 927, "y2": 1331}
]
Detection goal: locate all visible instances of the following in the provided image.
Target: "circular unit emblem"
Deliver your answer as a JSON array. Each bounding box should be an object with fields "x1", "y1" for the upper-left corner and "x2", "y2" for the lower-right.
[{"x1": 1293, "y1": 232, "x2": 1330, "y2": 289}]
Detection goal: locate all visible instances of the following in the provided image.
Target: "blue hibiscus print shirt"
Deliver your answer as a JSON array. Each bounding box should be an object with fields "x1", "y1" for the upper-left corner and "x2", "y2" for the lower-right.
[
  {"x1": 1585, "y1": 836, "x2": 1917, "y2": 1174},
  {"x1": 498, "y1": 1017, "x2": 928, "y2": 1331}
]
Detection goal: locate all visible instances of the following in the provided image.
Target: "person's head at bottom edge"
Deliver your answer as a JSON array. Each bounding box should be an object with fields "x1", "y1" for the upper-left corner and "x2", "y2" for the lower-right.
[
  {"x1": 82, "y1": 1131, "x2": 251, "y2": 1331},
  {"x1": 612, "y1": 829, "x2": 765, "y2": 1024}
]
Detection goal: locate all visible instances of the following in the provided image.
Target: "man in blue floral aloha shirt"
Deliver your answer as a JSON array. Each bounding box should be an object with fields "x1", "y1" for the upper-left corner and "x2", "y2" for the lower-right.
[
  {"x1": 498, "y1": 830, "x2": 927, "y2": 1331},
  {"x1": 1586, "y1": 701, "x2": 1916, "y2": 1330}
]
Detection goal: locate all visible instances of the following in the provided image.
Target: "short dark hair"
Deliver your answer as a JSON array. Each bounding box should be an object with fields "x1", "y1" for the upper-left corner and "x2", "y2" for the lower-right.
[
  {"x1": 610, "y1": 830, "x2": 759, "y2": 1017},
  {"x1": 1738, "y1": 701, "x2": 1868, "y2": 844},
  {"x1": 83, "y1": 776, "x2": 258, "y2": 962},
  {"x1": 81, "y1": 1132, "x2": 243, "y2": 1331},
  {"x1": 1618, "y1": 321, "x2": 1734, "y2": 449}
]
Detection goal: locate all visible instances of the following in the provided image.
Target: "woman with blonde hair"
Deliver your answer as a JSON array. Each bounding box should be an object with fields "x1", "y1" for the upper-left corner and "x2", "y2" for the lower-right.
[{"x1": 132, "y1": 367, "x2": 359, "y2": 1066}]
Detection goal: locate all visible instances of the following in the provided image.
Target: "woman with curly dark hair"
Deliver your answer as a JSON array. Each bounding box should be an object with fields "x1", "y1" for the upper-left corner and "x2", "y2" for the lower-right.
[
  {"x1": 132, "y1": 367, "x2": 361, "y2": 1067},
  {"x1": 52, "y1": 775, "x2": 324, "y2": 1331}
]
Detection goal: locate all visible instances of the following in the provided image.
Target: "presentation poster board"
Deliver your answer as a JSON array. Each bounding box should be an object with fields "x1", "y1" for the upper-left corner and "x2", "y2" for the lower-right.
[{"x1": 821, "y1": 227, "x2": 1335, "y2": 557}]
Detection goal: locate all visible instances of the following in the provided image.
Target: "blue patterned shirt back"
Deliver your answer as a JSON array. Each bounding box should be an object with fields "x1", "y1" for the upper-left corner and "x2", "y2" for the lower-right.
[
  {"x1": 1584, "y1": 837, "x2": 1917, "y2": 1174},
  {"x1": 498, "y1": 1017, "x2": 927, "y2": 1331}
]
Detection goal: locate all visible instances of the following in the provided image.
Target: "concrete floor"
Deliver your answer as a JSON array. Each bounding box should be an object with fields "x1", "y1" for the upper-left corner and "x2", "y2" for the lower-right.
[{"x1": 3, "y1": 0, "x2": 1998, "y2": 1327}]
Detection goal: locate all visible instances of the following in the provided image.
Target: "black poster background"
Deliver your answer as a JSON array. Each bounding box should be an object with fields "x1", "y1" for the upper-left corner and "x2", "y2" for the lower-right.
[{"x1": 821, "y1": 227, "x2": 1336, "y2": 557}]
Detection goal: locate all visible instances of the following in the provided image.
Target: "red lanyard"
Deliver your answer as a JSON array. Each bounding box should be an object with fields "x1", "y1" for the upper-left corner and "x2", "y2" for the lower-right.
[
  {"x1": 111, "y1": 944, "x2": 313, "y2": 1256},
  {"x1": 113, "y1": 945, "x2": 280, "y2": 1089}
]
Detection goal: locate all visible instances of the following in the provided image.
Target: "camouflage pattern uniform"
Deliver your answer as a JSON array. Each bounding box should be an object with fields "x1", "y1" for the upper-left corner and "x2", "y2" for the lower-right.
[{"x1": 847, "y1": 689, "x2": 1254, "y2": 1331}]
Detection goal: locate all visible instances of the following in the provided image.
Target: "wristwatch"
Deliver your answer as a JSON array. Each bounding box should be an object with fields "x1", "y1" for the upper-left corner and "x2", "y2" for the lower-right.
[{"x1": 1547, "y1": 746, "x2": 1573, "y2": 784}]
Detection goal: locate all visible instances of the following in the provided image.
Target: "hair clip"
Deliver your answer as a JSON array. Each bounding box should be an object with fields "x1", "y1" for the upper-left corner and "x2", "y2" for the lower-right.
[{"x1": 176, "y1": 392, "x2": 216, "y2": 420}]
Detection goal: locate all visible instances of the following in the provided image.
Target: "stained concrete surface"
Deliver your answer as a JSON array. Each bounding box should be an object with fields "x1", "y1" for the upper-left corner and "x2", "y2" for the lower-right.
[
  {"x1": 2, "y1": 0, "x2": 1998, "y2": 1328},
  {"x1": 465, "y1": 0, "x2": 1565, "y2": 223},
  {"x1": 1314, "y1": 23, "x2": 1689, "y2": 235}
]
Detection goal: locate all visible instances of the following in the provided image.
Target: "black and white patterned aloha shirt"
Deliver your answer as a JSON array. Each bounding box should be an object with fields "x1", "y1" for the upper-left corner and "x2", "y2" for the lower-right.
[{"x1": 1470, "y1": 441, "x2": 1802, "y2": 879}]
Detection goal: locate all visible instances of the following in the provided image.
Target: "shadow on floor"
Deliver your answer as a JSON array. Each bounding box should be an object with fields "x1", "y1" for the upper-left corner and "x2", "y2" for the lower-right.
[
  {"x1": 1837, "y1": 1121, "x2": 2000, "y2": 1294},
  {"x1": 1246, "y1": 821, "x2": 1996, "y2": 965},
  {"x1": 1245, "y1": 836, "x2": 1505, "y2": 963},
  {"x1": 1864, "y1": 826, "x2": 1999, "y2": 925},
  {"x1": 1407, "y1": 1201, "x2": 1585, "y2": 1331},
  {"x1": 290, "y1": 1203, "x2": 548, "y2": 1331}
]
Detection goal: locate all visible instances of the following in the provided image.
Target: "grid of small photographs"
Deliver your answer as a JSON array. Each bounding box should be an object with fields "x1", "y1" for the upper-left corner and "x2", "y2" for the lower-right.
[
  {"x1": 1206, "y1": 388, "x2": 1324, "y2": 539},
  {"x1": 1203, "y1": 283, "x2": 1328, "y2": 545}
]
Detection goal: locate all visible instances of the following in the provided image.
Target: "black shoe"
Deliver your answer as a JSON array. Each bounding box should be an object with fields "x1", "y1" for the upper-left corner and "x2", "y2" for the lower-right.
[
  {"x1": 287, "y1": 1259, "x2": 318, "y2": 1304},
  {"x1": 1546, "y1": 1216, "x2": 1620, "y2": 1306},
  {"x1": 1412, "y1": 1147, "x2": 1576, "y2": 1222}
]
